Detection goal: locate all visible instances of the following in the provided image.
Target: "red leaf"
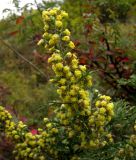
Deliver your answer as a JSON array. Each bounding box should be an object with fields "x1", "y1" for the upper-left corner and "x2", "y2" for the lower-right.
[
  {"x1": 79, "y1": 55, "x2": 88, "y2": 65},
  {"x1": 73, "y1": 40, "x2": 80, "y2": 47},
  {"x1": 8, "y1": 30, "x2": 19, "y2": 36},
  {"x1": 30, "y1": 129, "x2": 38, "y2": 135},
  {"x1": 121, "y1": 57, "x2": 129, "y2": 62},
  {"x1": 116, "y1": 56, "x2": 129, "y2": 63},
  {"x1": 85, "y1": 24, "x2": 92, "y2": 33},
  {"x1": 16, "y1": 16, "x2": 24, "y2": 24}
]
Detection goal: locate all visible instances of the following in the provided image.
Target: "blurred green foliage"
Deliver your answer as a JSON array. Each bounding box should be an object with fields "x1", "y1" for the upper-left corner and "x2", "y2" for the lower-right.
[{"x1": 0, "y1": 70, "x2": 58, "y2": 126}]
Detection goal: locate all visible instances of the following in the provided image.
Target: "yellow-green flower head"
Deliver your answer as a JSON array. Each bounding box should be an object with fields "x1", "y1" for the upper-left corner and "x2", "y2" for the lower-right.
[
  {"x1": 79, "y1": 89, "x2": 88, "y2": 99},
  {"x1": 43, "y1": 117, "x2": 49, "y2": 123},
  {"x1": 62, "y1": 36, "x2": 70, "y2": 42},
  {"x1": 42, "y1": 32, "x2": 50, "y2": 38},
  {"x1": 44, "y1": 24, "x2": 49, "y2": 31},
  {"x1": 49, "y1": 35, "x2": 59, "y2": 46},
  {"x1": 51, "y1": 128, "x2": 58, "y2": 134},
  {"x1": 18, "y1": 121, "x2": 26, "y2": 129},
  {"x1": 97, "y1": 115, "x2": 105, "y2": 122},
  {"x1": 71, "y1": 85, "x2": 79, "y2": 91},
  {"x1": 56, "y1": 15, "x2": 63, "y2": 20},
  {"x1": 55, "y1": 62, "x2": 63, "y2": 70},
  {"x1": 99, "y1": 107, "x2": 106, "y2": 114},
  {"x1": 61, "y1": 11, "x2": 68, "y2": 18},
  {"x1": 68, "y1": 41, "x2": 75, "y2": 49},
  {"x1": 100, "y1": 100, "x2": 107, "y2": 107},
  {"x1": 57, "y1": 88, "x2": 62, "y2": 95},
  {"x1": 90, "y1": 140, "x2": 97, "y2": 147},
  {"x1": 52, "y1": 34, "x2": 59, "y2": 41},
  {"x1": 42, "y1": 11, "x2": 49, "y2": 20},
  {"x1": 70, "y1": 76, "x2": 76, "y2": 83},
  {"x1": 60, "y1": 85, "x2": 67, "y2": 91},
  {"x1": 63, "y1": 29, "x2": 71, "y2": 36},
  {"x1": 49, "y1": 47, "x2": 56, "y2": 52},
  {"x1": 71, "y1": 97, "x2": 78, "y2": 102},
  {"x1": 63, "y1": 95, "x2": 71, "y2": 102},
  {"x1": 99, "y1": 95, "x2": 111, "y2": 101},
  {"x1": 66, "y1": 52, "x2": 72, "y2": 57},
  {"x1": 74, "y1": 70, "x2": 82, "y2": 78},
  {"x1": 101, "y1": 141, "x2": 107, "y2": 147},
  {"x1": 68, "y1": 130, "x2": 75, "y2": 138},
  {"x1": 37, "y1": 139, "x2": 45, "y2": 148},
  {"x1": 63, "y1": 66, "x2": 70, "y2": 73},
  {"x1": 105, "y1": 96, "x2": 111, "y2": 101},
  {"x1": 106, "y1": 103, "x2": 114, "y2": 111},
  {"x1": 87, "y1": 79, "x2": 92, "y2": 87},
  {"x1": 59, "y1": 78, "x2": 66, "y2": 85},
  {"x1": 72, "y1": 58, "x2": 78, "y2": 65},
  {"x1": 49, "y1": 39, "x2": 56, "y2": 46},
  {"x1": 108, "y1": 110, "x2": 114, "y2": 116},
  {"x1": 12, "y1": 130, "x2": 17, "y2": 135},
  {"x1": 107, "y1": 116, "x2": 112, "y2": 121},
  {"x1": 46, "y1": 123, "x2": 52, "y2": 129},
  {"x1": 52, "y1": 7, "x2": 60, "y2": 11},
  {"x1": 43, "y1": 14, "x2": 50, "y2": 21},
  {"x1": 14, "y1": 135, "x2": 20, "y2": 140},
  {"x1": 86, "y1": 75, "x2": 92, "y2": 87},
  {"x1": 55, "y1": 20, "x2": 63, "y2": 28},
  {"x1": 25, "y1": 132, "x2": 33, "y2": 139},
  {"x1": 89, "y1": 117, "x2": 95, "y2": 124},
  {"x1": 37, "y1": 39, "x2": 44, "y2": 46},
  {"x1": 83, "y1": 100, "x2": 90, "y2": 107},
  {"x1": 69, "y1": 89, "x2": 77, "y2": 96},
  {"x1": 0, "y1": 106, "x2": 4, "y2": 111},
  {"x1": 49, "y1": 9, "x2": 57, "y2": 16},
  {"x1": 79, "y1": 65, "x2": 87, "y2": 72},
  {"x1": 42, "y1": 10, "x2": 49, "y2": 16},
  {"x1": 48, "y1": 53, "x2": 62, "y2": 63}
]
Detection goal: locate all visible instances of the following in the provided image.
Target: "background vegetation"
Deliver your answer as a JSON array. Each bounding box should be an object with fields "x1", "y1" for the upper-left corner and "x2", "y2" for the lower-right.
[{"x1": 0, "y1": 0, "x2": 136, "y2": 159}]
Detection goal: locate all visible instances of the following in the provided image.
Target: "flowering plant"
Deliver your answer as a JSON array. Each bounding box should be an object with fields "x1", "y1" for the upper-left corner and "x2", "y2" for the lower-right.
[{"x1": 0, "y1": 8, "x2": 114, "y2": 160}]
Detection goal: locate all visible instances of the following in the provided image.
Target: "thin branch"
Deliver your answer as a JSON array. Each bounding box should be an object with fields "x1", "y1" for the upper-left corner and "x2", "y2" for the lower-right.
[
  {"x1": 34, "y1": 0, "x2": 42, "y2": 15},
  {"x1": 0, "y1": 38, "x2": 46, "y2": 78}
]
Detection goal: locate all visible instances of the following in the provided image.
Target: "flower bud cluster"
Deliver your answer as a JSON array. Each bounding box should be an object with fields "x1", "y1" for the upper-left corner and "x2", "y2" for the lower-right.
[
  {"x1": 13, "y1": 133, "x2": 47, "y2": 160},
  {"x1": 0, "y1": 106, "x2": 26, "y2": 143},
  {"x1": 37, "y1": 7, "x2": 114, "y2": 159},
  {"x1": 0, "y1": 106, "x2": 12, "y2": 131}
]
